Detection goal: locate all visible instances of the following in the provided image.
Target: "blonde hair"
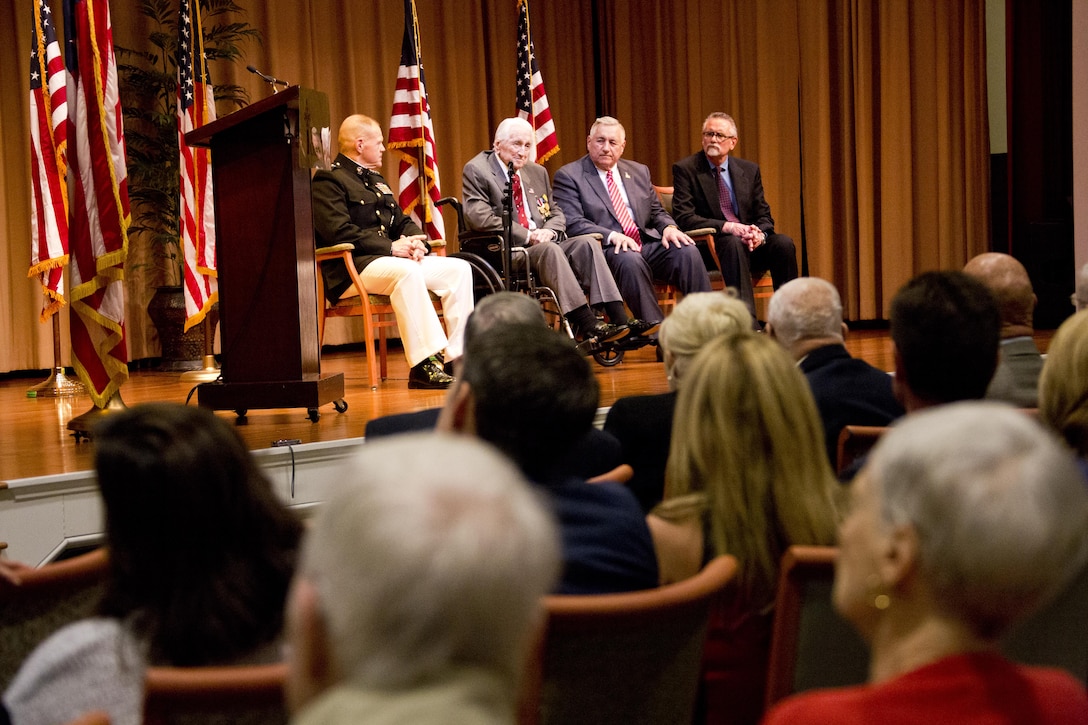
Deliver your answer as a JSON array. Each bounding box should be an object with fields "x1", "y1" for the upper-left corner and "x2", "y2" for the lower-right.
[
  {"x1": 658, "y1": 333, "x2": 840, "y2": 603},
  {"x1": 658, "y1": 291, "x2": 752, "y2": 386},
  {"x1": 1039, "y1": 309, "x2": 1088, "y2": 456},
  {"x1": 337, "y1": 114, "x2": 381, "y2": 155}
]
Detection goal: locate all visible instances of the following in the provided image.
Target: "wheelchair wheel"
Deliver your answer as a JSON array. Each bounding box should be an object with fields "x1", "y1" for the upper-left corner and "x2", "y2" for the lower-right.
[
  {"x1": 450, "y1": 252, "x2": 504, "y2": 302},
  {"x1": 592, "y1": 346, "x2": 625, "y2": 367}
]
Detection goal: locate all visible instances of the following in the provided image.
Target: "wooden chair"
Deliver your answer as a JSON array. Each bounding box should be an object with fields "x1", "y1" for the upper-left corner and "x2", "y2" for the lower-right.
[
  {"x1": 764, "y1": 546, "x2": 869, "y2": 707},
  {"x1": 143, "y1": 662, "x2": 288, "y2": 725},
  {"x1": 64, "y1": 713, "x2": 111, "y2": 725},
  {"x1": 765, "y1": 546, "x2": 1088, "y2": 708},
  {"x1": 314, "y1": 243, "x2": 444, "y2": 390},
  {"x1": 520, "y1": 555, "x2": 738, "y2": 725},
  {"x1": 586, "y1": 463, "x2": 634, "y2": 484},
  {"x1": 835, "y1": 424, "x2": 888, "y2": 474},
  {"x1": 0, "y1": 548, "x2": 109, "y2": 690}
]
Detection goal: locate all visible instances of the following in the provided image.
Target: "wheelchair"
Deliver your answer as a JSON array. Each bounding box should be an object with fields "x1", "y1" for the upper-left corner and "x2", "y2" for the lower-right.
[{"x1": 437, "y1": 196, "x2": 646, "y2": 367}]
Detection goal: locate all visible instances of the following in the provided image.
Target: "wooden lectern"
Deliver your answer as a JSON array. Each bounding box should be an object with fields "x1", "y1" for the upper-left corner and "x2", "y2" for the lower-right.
[{"x1": 185, "y1": 86, "x2": 345, "y2": 420}]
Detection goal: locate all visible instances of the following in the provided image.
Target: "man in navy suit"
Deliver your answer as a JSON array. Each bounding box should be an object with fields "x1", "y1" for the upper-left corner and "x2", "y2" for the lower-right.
[
  {"x1": 672, "y1": 112, "x2": 797, "y2": 318},
  {"x1": 552, "y1": 116, "x2": 711, "y2": 327},
  {"x1": 766, "y1": 277, "x2": 903, "y2": 469}
]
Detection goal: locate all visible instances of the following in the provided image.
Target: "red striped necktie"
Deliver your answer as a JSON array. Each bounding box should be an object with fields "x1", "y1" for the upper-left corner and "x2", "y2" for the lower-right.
[
  {"x1": 606, "y1": 170, "x2": 642, "y2": 244},
  {"x1": 511, "y1": 172, "x2": 529, "y2": 228}
]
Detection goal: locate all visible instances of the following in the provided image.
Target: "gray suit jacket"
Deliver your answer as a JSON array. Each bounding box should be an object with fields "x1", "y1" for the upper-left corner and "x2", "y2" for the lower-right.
[
  {"x1": 462, "y1": 151, "x2": 566, "y2": 245},
  {"x1": 986, "y1": 336, "x2": 1043, "y2": 408},
  {"x1": 552, "y1": 156, "x2": 676, "y2": 247}
]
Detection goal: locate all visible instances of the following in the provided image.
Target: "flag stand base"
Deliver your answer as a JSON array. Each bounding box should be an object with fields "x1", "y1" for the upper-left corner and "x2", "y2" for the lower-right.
[
  {"x1": 179, "y1": 355, "x2": 221, "y2": 383},
  {"x1": 66, "y1": 392, "x2": 128, "y2": 443},
  {"x1": 27, "y1": 367, "x2": 86, "y2": 399}
]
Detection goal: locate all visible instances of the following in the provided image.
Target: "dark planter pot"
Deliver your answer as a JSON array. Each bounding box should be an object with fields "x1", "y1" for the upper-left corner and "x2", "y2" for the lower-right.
[{"x1": 146, "y1": 285, "x2": 219, "y2": 372}]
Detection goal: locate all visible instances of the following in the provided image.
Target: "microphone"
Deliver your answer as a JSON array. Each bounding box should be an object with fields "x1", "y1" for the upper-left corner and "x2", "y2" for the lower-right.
[{"x1": 246, "y1": 64, "x2": 290, "y2": 89}]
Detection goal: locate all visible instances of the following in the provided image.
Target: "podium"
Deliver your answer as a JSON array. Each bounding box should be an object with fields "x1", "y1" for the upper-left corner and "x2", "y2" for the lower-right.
[{"x1": 185, "y1": 86, "x2": 344, "y2": 420}]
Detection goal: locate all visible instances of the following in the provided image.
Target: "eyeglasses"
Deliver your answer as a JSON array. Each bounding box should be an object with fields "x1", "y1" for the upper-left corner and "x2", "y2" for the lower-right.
[{"x1": 702, "y1": 131, "x2": 736, "y2": 141}]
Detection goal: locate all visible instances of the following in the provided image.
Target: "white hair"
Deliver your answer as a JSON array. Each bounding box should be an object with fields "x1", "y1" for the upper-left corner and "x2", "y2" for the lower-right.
[
  {"x1": 767, "y1": 277, "x2": 844, "y2": 349},
  {"x1": 1076, "y1": 263, "x2": 1088, "y2": 311},
  {"x1": 588, "y1": 115, "x2": 625, "y2": 140},
  {"x1": 657, "y1": 291, "x2": 752, "y2": 385},
  {"x1": 493, "y1": 117, "x2": 537, "y2": 163},
  {"x1": 866, "y1": 401, "x2": 1088, "y2": 638},
  {"x1": 301, "y1": 433, "x2": 560, "y2": 689}
]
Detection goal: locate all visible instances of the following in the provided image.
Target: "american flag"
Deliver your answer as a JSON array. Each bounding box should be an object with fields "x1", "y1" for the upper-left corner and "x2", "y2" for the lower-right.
[
  {"x1": 515, "y1": 0, "x2": 558, "y2": 164},
  {"x1": 64, "y1": 0, "x2": 130, "y2": 407},
  {"x1": 177, "y1": 0, "x2": 217, "y2": 332},
  {"x1": 29, "y1": 0, "x2": 69, "y2": 320},
  {"x1": 387, "y1": 0, "x2": 445, "y2": 240}
]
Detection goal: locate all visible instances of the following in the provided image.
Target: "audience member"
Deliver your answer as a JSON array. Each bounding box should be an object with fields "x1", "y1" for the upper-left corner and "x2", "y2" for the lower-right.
[
  {"x1": 649, "y1": 333, "x2": 840, "y2": 725},
  {"x1": 889, "y1": 270, "x2": 1000, "y2": 413},
  {"x1": 671, "y1": 112, "x2": 797, "y2": 318},
  {"x1": 312, "y1": 113, "x2": 473, "y2": 389},
  {"x1": 463, "y1": 117, "x2": 650, "y2": 342},
  {"x1": 766, "y1": 277, "x2": 903, "y2": 468},
  {"x1": 364, "y1": 291, "x2": 622, "y2": 480},
  {"x1": 963, "y1": 252, "x2": 1043, "y2": 407},
  {"x1": 763, "y1": 402, "x2": 1088, "y2": 725},
  {"x1": 1075, "y1": 263, "x2": 1088, "y2": 311},
  {"x1": 552, "y1": 116, "x2": 712, "y2": 329},
  {"x1": 3, "y1": 404, "x2": 303, "y2": 725},
  {"x1": 603, "y1": 291, "x2": 752, "y2": 512},
  {"x1": 286, "y1": 433, "x2": 559, "y2": 724},
  {"x1": 439, "y1": 322, "x2": 658, "y2": 595},
  {"x1": 1039, "y1": 309, "x2": 1088, "y2": 469}
]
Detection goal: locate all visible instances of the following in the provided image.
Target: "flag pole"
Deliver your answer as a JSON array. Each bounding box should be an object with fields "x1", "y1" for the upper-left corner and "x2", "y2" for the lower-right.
[
  {"x1": 179, "y1": 316, "x2": 220, "y2": 382},
  {"x1": 26, "y1": 314, "x2": 86, "y2": 398}
]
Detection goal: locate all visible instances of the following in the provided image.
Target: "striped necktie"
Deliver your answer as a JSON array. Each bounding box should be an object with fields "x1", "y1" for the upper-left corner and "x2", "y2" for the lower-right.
[
  {"x1": 716, "y1": 166, "x2": 741, "y2": 223},
  {"x1": 606, "y1": 170, "x2": 642, "y2": 244}
]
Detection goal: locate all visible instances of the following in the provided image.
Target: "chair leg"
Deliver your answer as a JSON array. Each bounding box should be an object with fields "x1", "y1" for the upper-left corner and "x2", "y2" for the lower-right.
[{"x1": 379, "y1": 328, "x2": 388, "y2": 381}]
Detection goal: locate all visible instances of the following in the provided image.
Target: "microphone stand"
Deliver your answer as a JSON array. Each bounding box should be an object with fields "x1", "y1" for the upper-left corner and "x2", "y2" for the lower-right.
[{"x1": 502, "y1": 161, "x2": 515, "y2": 291}]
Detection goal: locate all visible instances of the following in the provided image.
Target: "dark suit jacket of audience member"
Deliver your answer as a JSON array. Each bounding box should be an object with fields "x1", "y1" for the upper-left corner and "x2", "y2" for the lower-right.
[
  {"x1": 364, "y1": 409, "x2": 624, "y2": 481},
  {"x1": 986, "y1": 337, "x2": 1044, "y2": 409},
  {"x1": 543, "y1": 474, "x2": 659, "y2": 595},
  {"x1": 800, "y1": 344, "x2": 904, "y2": 468},
  {"x1": 603, "y1": 391, "x2": 677, "y2": 514}
]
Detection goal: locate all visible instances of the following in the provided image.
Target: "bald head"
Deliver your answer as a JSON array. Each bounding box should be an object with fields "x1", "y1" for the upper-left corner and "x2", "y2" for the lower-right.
[
  {"x1": 766, "y1": 277, "x2": 845, "y2": 360},
  {"x1": 337, "y1": 114, "x2": 381, "y2": 155},
  {"x1": 963, "y1": 253, "x2": 1035, "y2": 336}
]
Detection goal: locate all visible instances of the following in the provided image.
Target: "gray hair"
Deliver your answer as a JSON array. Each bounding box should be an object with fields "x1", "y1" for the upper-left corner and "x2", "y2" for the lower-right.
[
  {"x1": 301, "y1": 433, "x2": 561, "y2": 689},
  {"x1": 588, "y1": 115, "x2": 625, "y2": 141},
  {"x1": 1076, "y1": 263, "x2": 1088, "y2": 311},
  {"x1": 494, "y1": 117, "x2": 535, "y2": 145},
  {"x1": 767, "y1": 277, "x2": 844, "y2": 349},
  {"x1": 658, "y1": 291, "x2": 752, "y2": 386},
  {"x1": 866, "y1": 401, "x2": 1088, "y2": 639},
  {"x1": 703, "y1": 112, "x2": 737, "y2": 136}
]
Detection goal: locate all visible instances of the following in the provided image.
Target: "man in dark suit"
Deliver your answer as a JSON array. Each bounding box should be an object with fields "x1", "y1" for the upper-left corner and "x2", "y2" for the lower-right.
[
  {"x1": 438, "y1": 322, "x2": 658, "y2": 595},
  {"x1": 462, "y1": 117, "x2": 648, "y2": 341},
  {"x1": 766, "y1": 277, "x2": 903, "y2": 469},
  {"x1": 963, "y1": 253, "x2": 1043, "y2": 408},
  {"x1": 672, "y1": 112, "x2": 797, "y2": 318},
  {"x1": 312, "y1": 114, "x2": 473, "y2": 389},
  {"x1": 552, "y1": 116, "x2": 711, "y2": 327}
]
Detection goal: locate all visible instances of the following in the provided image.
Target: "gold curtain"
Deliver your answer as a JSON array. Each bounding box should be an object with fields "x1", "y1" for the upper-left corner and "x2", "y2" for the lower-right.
[{"x1": 0, "y1": 0, "x2": 988, "y2": 371}]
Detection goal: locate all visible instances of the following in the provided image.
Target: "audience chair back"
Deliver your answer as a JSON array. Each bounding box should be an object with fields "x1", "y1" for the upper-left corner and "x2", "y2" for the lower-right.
[
  {"x1": 765, "y1": 546, "x2": 1088, "y2": 707},
  {"x1": 764, "y1": 546, "x2": 869, "y2": 707},
  {"x1": 64, "y1": 712, "x2": 111, "y2": 725},
  {"x1": 0, "y1": 547, "x2": 109, "y2": 690},
  {"x1": 142, "y1": 662, "x2": 288, "y2": 725},
  {"x1": 835, "y1": 425, "x2": 888, "y2": 475},
  {"x1": 521, "y1": 555, "x2": 738, "y2": 725},
  {"x1": 314, "y1": 243, "x2": 443, "y2": 389}
]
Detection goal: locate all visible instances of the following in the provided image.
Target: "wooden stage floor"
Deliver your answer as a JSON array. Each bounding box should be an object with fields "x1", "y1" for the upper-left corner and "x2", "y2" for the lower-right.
[{"x1": 0, "y1": 331, "x2": 907, "y2": 483}]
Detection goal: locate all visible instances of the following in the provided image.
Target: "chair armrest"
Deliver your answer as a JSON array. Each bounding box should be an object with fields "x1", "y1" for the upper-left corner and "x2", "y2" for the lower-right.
[
  {"x1": 315, "y1": 243, "x2": 354, "y2": 257},
  {"x1": 685, "y1": 227, "x2": 718, "y2": 237}
]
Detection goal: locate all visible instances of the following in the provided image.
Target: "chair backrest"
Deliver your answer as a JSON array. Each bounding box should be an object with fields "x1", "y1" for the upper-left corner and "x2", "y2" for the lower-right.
[
  {"x1": 835, "y1": 425, "x2": 888, "y2": 474},
  {"x1": 653, "y1": 184, "x2": 676, "y2": 215},
  {"x1": 764, "y1": 546, "x2": 869, "y2": 707},
  {"x1": 523, "y1": 555, "x2": 738, "y2": 725},
  {"x1": 765, "y1": 546, "x2": 1088, "y2": 707},
  {"x1": 64, "y1": 712, "x2": 111, "y2": 725},
  {"x1": 143, "y1": 662, "x2": 288, "y2": 725},
  {"x1": 0, "y1": 548, "x2": 110, "y2": 690}
]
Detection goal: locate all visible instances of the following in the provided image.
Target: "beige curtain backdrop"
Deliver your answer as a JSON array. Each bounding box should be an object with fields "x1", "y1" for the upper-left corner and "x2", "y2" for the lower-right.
[{"x1": 0, "y1": 0, "x2": 988, "y2": 372}]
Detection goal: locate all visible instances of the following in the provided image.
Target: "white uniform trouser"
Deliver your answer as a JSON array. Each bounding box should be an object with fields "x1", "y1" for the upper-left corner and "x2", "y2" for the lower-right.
[{"x1": 353, "y1": 255, "x2": 473, "y2": 367}]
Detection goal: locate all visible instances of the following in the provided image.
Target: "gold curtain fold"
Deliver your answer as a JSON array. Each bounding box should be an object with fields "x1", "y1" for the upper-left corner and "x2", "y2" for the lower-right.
[{"x1": 0, "y1": 0, "x2": 989, "y2": 371}]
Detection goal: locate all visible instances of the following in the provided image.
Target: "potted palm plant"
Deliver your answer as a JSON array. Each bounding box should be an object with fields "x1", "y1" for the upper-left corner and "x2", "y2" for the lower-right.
[{"x1": 116, "y1": 0, "x2": 258, "y2": 368}]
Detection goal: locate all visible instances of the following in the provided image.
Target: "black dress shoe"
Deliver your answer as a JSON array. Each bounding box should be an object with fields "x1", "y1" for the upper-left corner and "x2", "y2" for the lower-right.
[
  {"x1": 579, "y1": 322, "x2": 629, "y2": 344},
  {"x1": 626, "y1": 319, "x2": 661, "y2": 338},
  {"x1": 408, "y1": 358, "x2": 454, "y2": 389}
]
